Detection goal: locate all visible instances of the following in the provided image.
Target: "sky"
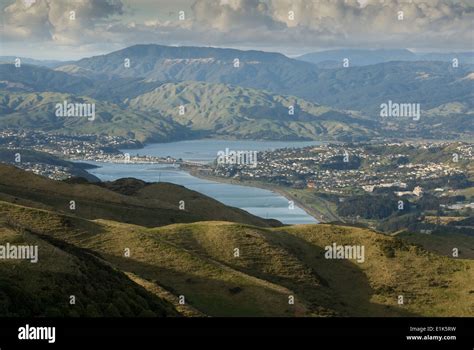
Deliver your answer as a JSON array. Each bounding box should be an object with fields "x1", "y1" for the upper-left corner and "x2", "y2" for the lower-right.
[{"x1": 1, "y1": 0, "x2": 473, "y2": 60}]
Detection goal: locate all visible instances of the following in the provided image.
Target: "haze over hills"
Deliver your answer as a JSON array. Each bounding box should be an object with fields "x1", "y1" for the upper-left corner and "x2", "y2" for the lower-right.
[
  {"x1": 297, "y1": 49, "x2": 474, "y2": 66},
  {"x1": 0, "y1": 165, "x2": 472, "y2": 317},
  {"x1": 0, "y1": 56, "x2": 65, "y2": 68},
  {"x1": 304, "y1": 61, "x2": 474, "y2": 116}
]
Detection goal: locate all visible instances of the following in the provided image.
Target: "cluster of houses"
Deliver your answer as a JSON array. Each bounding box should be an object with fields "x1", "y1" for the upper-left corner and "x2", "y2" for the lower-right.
[{"x1": 212, "y1": 142, "x2": 471, "y2": 197}]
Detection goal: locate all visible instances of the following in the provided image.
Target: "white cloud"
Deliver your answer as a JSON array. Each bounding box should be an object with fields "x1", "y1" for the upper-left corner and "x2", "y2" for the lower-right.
[
  {"x1": 1, "y1": 0, "x2": 473, "y2": 58},
  {"x1": 2, "y1": 0, "x2": 124, "y2": 43}
]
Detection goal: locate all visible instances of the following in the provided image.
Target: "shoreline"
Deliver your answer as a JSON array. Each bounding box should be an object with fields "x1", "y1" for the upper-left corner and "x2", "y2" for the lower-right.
[
  {"x1": 186, "y1": 166, "x2": 327, "y2": 223},
  {"x1": 82, "y1": 159, "x2": 322, "y2": 224}
]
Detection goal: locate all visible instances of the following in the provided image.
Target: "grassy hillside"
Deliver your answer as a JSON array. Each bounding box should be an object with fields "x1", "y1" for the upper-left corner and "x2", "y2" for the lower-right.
[
  {"x1": 0, "y1": 219, "x2": 178, "y2": 317},
  {"x1": 312, "y1": 61, "x2": 473, "y2": 116},
  {"x1": 0, "y1": 77, "x2": 377, "y2": 142},
  {"x1": 396, "y1": 231, "x2": 474, "y2": 259},
  {"x1": 0, "y1": 90, "x2": 192, "y2": 142},
  {"x1": 63, "y1": 45, "x2": 474, "y2": 116},
  {"x1": 0, "y1": 63, "x2": 94, "y2": 93},
  {"x1": 0, "y1": 164, "x2": 278, "y2": 228},
  {"x1": 0, "y1": 197, "x2": 472, "y2": 317},
  {"x1": 2, "y1": 56, "x2": 472, "y2": 141},
  {"x1": 0, "y1": 63, "x2": 164, "y2": 103},
  {"x1": 127, "y1": 81, "x2": 377, "y2": 141}
]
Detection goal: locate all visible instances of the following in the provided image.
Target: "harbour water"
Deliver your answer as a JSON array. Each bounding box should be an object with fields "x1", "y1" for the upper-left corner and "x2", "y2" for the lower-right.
[{"x1": 86, "y1": 140, "x2": 320, "y2": 224}]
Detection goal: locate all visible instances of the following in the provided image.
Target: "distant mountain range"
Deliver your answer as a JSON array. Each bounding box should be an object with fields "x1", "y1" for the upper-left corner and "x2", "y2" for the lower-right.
[
  {"x1": 0, "y1": 56, "x2": 65, "y2": 68},
  {"x1": 50, "y1": 45, "x2": 474, "y2": 113},
  {"x1": 0, "y1": 44, "x2": 472, "y2": 142},
  {"x1": 0, "y1": 63, "x2": 378, "y2": 142},
  {"x1": 297, "y1": 49, "x2": 474, "y2": 66},
  {"x1": 5, "y1": 48, "x2": 473, "y2": 70}
]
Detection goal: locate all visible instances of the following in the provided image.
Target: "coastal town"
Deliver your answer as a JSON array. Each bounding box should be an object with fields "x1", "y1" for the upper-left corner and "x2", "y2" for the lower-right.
[
  {"x1": 205, "y1": 141, "x2": 473, "y2": 233},
  {"x1": 0, "y1": 129, "x2": 175, "y2": 179},
  {"x1": 0, "y1": 129, "x2": 142, "y2": 160},
  {"x1": 0, "y1": 129, "x2": 472, "y2": 213},
  {"x1": 211, "y1": 142, "x2": 473, "y2": 197}
]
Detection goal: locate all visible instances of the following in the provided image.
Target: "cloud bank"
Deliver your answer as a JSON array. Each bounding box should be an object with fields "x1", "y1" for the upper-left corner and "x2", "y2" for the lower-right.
[{"x1": 1, "y1": 0, "x2": 473, "y2": 58}]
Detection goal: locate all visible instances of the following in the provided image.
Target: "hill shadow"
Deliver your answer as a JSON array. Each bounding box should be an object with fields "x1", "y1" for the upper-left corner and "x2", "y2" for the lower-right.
[{"x1": 97, "y1": 235, "x2": 421, "y2": 317}]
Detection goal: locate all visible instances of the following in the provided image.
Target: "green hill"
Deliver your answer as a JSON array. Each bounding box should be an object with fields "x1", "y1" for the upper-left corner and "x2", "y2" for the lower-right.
[
  {"x1": 68, "y1": 44, "x2": 320, "y2": 93},
  {"x1": 2, "y1": 54, "x2": 472, "y2": 141},
  {"x1": 126, "y1": 81, "x2": 377, "y2": 141},
  {"x1": 396, "y1": 231, "x2": 474, "y2": 260},
  {"x1": 0, "y1": 63, "x2": 163, "y2": 103},
  {"x1": 61, "y1": 45, "x2": 474, "y2": 116},
  {"x1": 0, "y1": 164, "x2": 278, "y2": 228},
  {"x1": 0, "y1": 220, "x2": 178, "y2": 317},
  {"x1": 1, "y1": 200, "x2": 472, "y2": 317},
  {"x1": 0, "y1": 90, "x2": 192, "y2": 142},
  {"x1": 0, "y1": 166, "x2": 471, "y2": 317},
  {"x1": 0, "y1": 69, "x2": 377, "y2": 142}
]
